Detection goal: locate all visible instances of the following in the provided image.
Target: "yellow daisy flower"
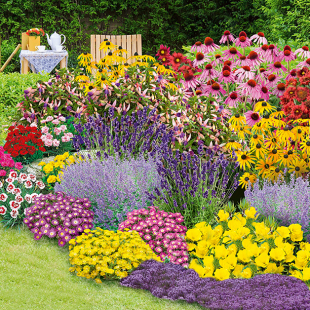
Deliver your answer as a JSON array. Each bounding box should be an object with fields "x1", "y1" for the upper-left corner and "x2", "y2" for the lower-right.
[
  {"x1": 250, "y1": 134, "x2": 264, "y2": 147},
  {"x1": 239, "y1": 172, "x2": 257, "y2": 189},
  {"x1": 228, "y1": 114, "x2": 246, "y2": 128},
  {"x1": 254, "y1": 101, "x2": 276, "y2": 114},
  {"x1": 251, "y1": 142, "x2": 267, "y2": 159},
  {"x1": 77, "y1": 53, "x2": 93, "y2": 66},
  {"x1": 266, "y1": 148, "x2": 282, "y2": 163},
  {"x1": 225, "y1": 139, "x2": 242, "y2": 152},
  {"x1": 277, "y1": 127, "x2": 296, "y2": 144},
  {"x1": 237, "y1": 125, "x2": 252, "y2": 140},
  {"x1": 288, "y1": 158, "x2": 308, "y2": 178},
  {"x1": 299, "y1": 138, "x2": 310, "y2": 156},
  {"x1": 100, "y1": 40, "x2": 117, "y2": 53},
  {"x1": 236, "y1": 151, "x2": 256, "y2": 170},
  {"x1": 267, "y1": 167, "x2": 284, "y2": 182},
  {"x1": 265, "y1": 131, "x2": 281, "y2": 149},
  {"x1": 256, "y1": 157, "x2": 275, "y2": 178},
  {"x1": 75, "y1": 73, "x2": 89, "y2": 83},
  {"x1": 291, "y1": 126, "x2": 306, "y2": 142}
]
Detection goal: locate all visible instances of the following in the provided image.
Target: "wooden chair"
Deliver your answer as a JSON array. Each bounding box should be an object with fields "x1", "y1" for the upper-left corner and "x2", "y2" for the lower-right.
[
  {"x1": 21, "y1": 32, "x2": 67, "y2": 74},
  {"x1": 90, "y1": 34, "x2": 142, "y2": 73}
]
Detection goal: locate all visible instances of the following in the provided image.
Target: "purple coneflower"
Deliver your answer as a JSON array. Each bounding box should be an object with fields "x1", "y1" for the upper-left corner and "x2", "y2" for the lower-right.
[
  {"x1": 218, "y1": 68, "x2": 235, "y2": 83},
  {"x1": 223, "y1": 47, "x2": 242, "y2": 61},
  {"x1": 225, "y1": 92, "x2": 241, "y2": 108},
  {"x1": 258, "y1": 83, "x2": 270, "y2": 101},
  {"x1": 254, "y1": 44, "x2": 269, "y2": 60},
  {"x1": 277, "y1": 47, "x2": 296, "y2": 62},
  {"x1": 203, "y1": 37, "x2": 220, "y2": 53},
  {"x1": 181, "y1": 71, "x2": 200, "y2": 90},
  {"x1": 192, "y1": 52, "x2": 210, "y2": 67},
  {"x1": 266, "y1": 74, "x2": 281, "y2": 88},
  {"x1": 235, "y1": 31, "x2": 252, "y2": 48},
  {"x1": 199, "y1": 63, "x2": 219, "y2": 82},
  {"x1": 265, "y1": 44, "x2": 280, "y2": 63},
  {"x1": 204, "y1": 82, "x2": 226, "y2": 97},
  {"x1": 250, "y1": 32, "x2": 268, "y2": 45},
  {"x1": 232, "y1": 55, "x2": 251, "y2": 68},
  {"x1": 219, "y1": 30, "x2": 235, "y2": 44},
  {"x1": 272, "y1": 83, "x2": 286, "y2": 97},
  {"x1": 237, "y1": 79, "x2": 261, "y2": 100},
  {"x1": 190, "y1": 41, "x2": 205, "y2": 53},
  {"x1": 285, "y1": 69, "x2": 297, "y2": 80},
  {"x1": 247, "y1": 51, "x2": 263, "y2": 67},
  {"x1": 234, "y1": 66, "x2": 255, "y2": 82},
  {"x1": 295, "y1": 46, "x2": 310, "y2": 60},
  {"x1": 266, "y1": 61, "x2": 287, "y2": 75},
  {"x1": 244, "y1": 110, "x2": 262, "y2": 126},
  {"x1": 297, "y1": 58, "x2": 310, "y2": 68},
  {"x1": 211, "y1": 54, "x2": 224, "y2": 66}
]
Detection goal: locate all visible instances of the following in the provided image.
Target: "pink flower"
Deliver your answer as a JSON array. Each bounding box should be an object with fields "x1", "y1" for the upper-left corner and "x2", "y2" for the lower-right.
[
  {"x1": 204, "y1": 82, "x2": 226, "y2": 98},
  {"x1": 272, "y1": 82, "x2": 286, "y2": 97},
  {"x1": 235, "y1": 31, "x2": 252, "y2": 48},
  {"x1": 250, "y1": 32, "x2": 268, "y2": 45},
  {"x1": 45, "y1": 139, "x2": 53, "y2": 147},
  {"x1": 218, "y1": 69, "x2": 235, "y2": 83},
  {"x1": 190, "y1": 41, "x2": 205, "y2": 53},
  {"x1": 244, "y1": 110, "x2": 262, "y2": 126},
  {"x1": 41, "y1": 126, "x2": 49, "y2": 134},
  {"x1": 61, "y1": 135, "x2": 70, "y2": 143},
  {"x1": 234, "y1": 66, "x2": 255, "y2": 82},
  {"x1": 237, "y1": 79, "x2": 262, "y2": 100},
  {"x1": 54, "y1": 128, "x2": 61, "y2": 135},
  {"x1": 0, "y1": 170, "x2": 6, "y2": 176},
  {"x1": 247, "y1": 51, "x2": 263, "y2": 67},
  {"x1": 203, "y1": 37, "x2": 220, "y2": 53},
  {"x1": 58, "y1": 116, "x2": 66, "y2": 122},
  {"x1": 53, "y1": 139, "x2": 60, "y2": 147},
  {"x1": 222, "y1": 47, "x2": 242, "y2": 61},
  {"x1": 192, "y1": 52, "x2": 210, "y2": 67},
  {"x1": 59, "y1": 125, "x2": 67, "y2": 131},
  {"x1": 219, "y1": 30, "x2": 235, "y2": 44},
  {"x1": 65, "y1": 132, "x2": 73, "y2": 138},
  {"x1": 297, "y1": 58, "x2": 310, "y2": 69},
  {"x1": 45, "y1": 133, "x2": 53, "y2": 140},
  {"x1": 199, "y1": 64, "x2": 219, "y2": 82},
  {"x1": 45, "y1": 116, "x2": 53, "y2": 122},
  {"x1": 266, "y1": 61, "x2": 287, "y2": 75},
  {"x1": 295, "y1": 46, "x2": 310, "y2": 60},
  {"x1": 15, "y1": 162, "x2": 23, "y2": 170},
  {"x1": 0, "y1": 206, "x2": 7, "y2": 215}
]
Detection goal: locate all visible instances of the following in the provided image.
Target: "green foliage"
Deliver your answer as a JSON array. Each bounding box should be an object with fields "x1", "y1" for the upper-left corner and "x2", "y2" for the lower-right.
[{"x1": 0, "y1": 39, "x2": 21, "y2": 73}]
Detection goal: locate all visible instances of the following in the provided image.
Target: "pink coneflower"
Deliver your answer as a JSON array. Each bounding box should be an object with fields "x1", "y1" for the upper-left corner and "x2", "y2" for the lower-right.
[
  {"x1": 234, "y1": 66, "x2": 255, "y2": 82},
  {"x1": 237, "y1": 79, "x2": 262, "y2": 100},
  {"x1": 232, "y1": 55, "x2": 251, "y2": 68},
  {"x1": 218, "y1": 68, "x2": 235, "y2": 83},
  {"x1": 247, "y1": 51, "x2": 263, "y2": 67},
  {"x1": 156, "y1": 45, "x2": 170, "y2": 58},
  {"x1": 192, "y1": 52, "x2": 210, "y2": 67},
  {"x1": 223, "y1": 47, "x2": 242, "y2": 61},
  {"x1": 199, "y1": 63, "x2": 219, "y2": 81},
  {"x1": 295, "y1": 46, "x2": 310, "y2": 60},
  {"x1": 204, "y1": 82, "x2": 226, "y2": 97},
  {"x1": 266, "y1": 61, "x2": 287, "y2": 75},
  {"x1": 235, "y1": 31, "x2": 252, "y2": 48},
  {"x1": 256, "y1": 68, "x2": 269, "y2": 83},
  {"x1": 203, "y1": 37, "x2": 220, "y2": 53},
  {"x1": 219, "y1": 30, "x2": 235, "y2": 44},
  {"x1": 244, "y1": 110, "x2": 262, "y2": 126},
  {"x1": 297, "y1": 58, "x2": 310, "y2": 68},
  {"x1": 285, "y1": 69, "x2": 297, "y2": 81},
  {"x1": 225, "y1": 91, "x2": 241, "y2": 108},
  {"x1": 181, "y1": 69, "x2": 200, "y2": 90},
  {"x1": 190, "y1": 41, "x2": 205, "y2": 53},
  {"x1": 254, "y1": 44, "x2": 269, "y2": 60},
  {"x1": 250, "y1": 32, "x2": 268, "y2": 45},
  {"x1": 266, "y1": 74, "x2": 281, "y2": 88},
  {"x1": 265, "y1": 44, "x2": 280, "y2": 63},
  {"x1": 258, "y1": 83, "x2": 270, "y2": 101},
  {"x1": 211, "y1": 53, "x2": 224, "y2": 66},
  {"x1": 272, "y1": 83, "x2": 286, "y2": 97}
]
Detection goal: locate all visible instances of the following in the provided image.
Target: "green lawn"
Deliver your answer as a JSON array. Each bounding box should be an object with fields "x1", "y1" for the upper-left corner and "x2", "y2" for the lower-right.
[{"x1": 0, "y1": 221, "x2": 207, "y2": 310}]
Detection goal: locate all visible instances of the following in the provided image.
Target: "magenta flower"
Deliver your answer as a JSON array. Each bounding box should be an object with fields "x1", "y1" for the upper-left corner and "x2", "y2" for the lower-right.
[
  {"x1": 180, "y1": 72, "x2": 200, "y2": 90},
  {"x1": 272, "y1": 83, "x2": 286, "y2": 97},
  {"x1": 254, "y1": 44, "x2": 269, "y2": 59},
  {"x1": 277, "y1": 49, "x2": 297, "y2": 62},
  {"x1": 225, "y1": 92, "x2": 241, "y2": 108},
  {"x1": 211, "y1": 54, "x2": 224, "y2": 67},
  {"x1": 204, "y1": 82, "x2": 226, "y2": 97},
  {"x1": 199, "y1": 64, "x2": 219, "y2": 82},
  {"x1": 247, "y1": 51, "x2": 263, "y2": 67},
  {"x1": 297, "y1": 58, "x2": 310, "y2": 68},
  {"x1": 237, "y1": 79, "x2": 261, "y2": 100},
  {"x1": 258, "y1": 83, "x2": 270, "y2": 101},
  {"x1": 234, "y1": 66, "x2": 255, "y2": 82},
  {"x1": 266, "y1": 61, "x2": 287, "y2": 74},
  {"x1": 266, "y1": 74, "x2": 281, "y2": 88},
  {"x1": 232, "y1": 55, "x2": 251, "y2": 68},
  {"x1": 203, "y1": 37, "x2": 220, "y2": 53},
  {"x1": 244, "y1": 110, "x2": 261, "y2": 126},
  {"x1": 192, "y1": 52, "x2": 210, "y2": 67},
  {"x1": 295, "y1": 46, "x2": 310, "y2": 60},
  {"x1": 285, "y1": 69, "x2": 297, "y2": 81},
  {"x1": 222, "y1": 47, "x2": 242, "y2": 61},
  {"x1": 235, "y1": 31, "x2": 252, "y2": 48},
  {"x1": 265, "y1": 44, "x2": 281, "y2": 63},
  {"x1": 219, "y1": 30, "x2": 235, "y2": 44},
  {"x1": 190, "y1": 41, "x2": 205, "y2": 53},
  {"x1": 218, "y1": 69, "x2": 235, "y2": 83},
  {"x1": 250, "y1": 32, "x2": 268, "y2": 45}
]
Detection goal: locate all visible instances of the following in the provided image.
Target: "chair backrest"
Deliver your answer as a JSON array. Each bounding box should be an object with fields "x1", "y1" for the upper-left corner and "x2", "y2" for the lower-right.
[
  {"x1": 90, "y1": 34, "x2": 142, "y2": 66},
  {"x1": 21, "y1": 32, "x2": 29, "y2": 50}
]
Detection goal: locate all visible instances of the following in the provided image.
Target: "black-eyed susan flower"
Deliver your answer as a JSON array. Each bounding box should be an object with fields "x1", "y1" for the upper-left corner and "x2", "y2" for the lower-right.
[
  {"x1": 288, "y1": 158, "x2": 308, "y2": 178},
  {"x1": 228, "y1": 114, "x2": 246, "y2": 127},
  {"x1": 277, "y1": 152, "x2": 294, "y2": 167},
  {"x1": 77, "y1": 53, "x2": 93, "y2": 66},
  {"x1": 251, "y1": 121, "x2": 268, "y2": 134},
  {"x1": 291, "y1": 126, "x2": 307, "y2": 142},
  {"x1": 277, "y1": 126, "x2": 296, "y2": 144},
  {"x1": 103, "y1": 52, "x2": 117, "y2": 65},
  {"x1": 267, "y1": 167, "x2": 284, "y2": 182},
  {"x1": 95, "y1": 68, "x2": 108, "y2": 79},
  {"x1": 258, "y1": 114, "x2": 273, "y2": 129},
  {"x1": 225, "y1": 139, "x2": 242, "y2": 152},
  {"x1": 250, "y1": 134, "x2": 264, "y2": 147},
  {"x1": 237, "y1": 125, "x2": 252, "y2": 140},
  {"x1": 236, "y1": 151, "x2": 255, "y2": 170},
  {"x1": 75, "y1": 73, "x2": 89, "y2": 83},
  {"x1": 239, "y1": 172, "x2": 257, "y2": 189},
  {"x1": 256, "y1": 157, "x2": 274, "y2": 178},
  {"x1": 100, "y1": 40, "x2": 117, "y2": 53},
  {"x1": 270, "y1": 107, "x2": 285, "y2": 119},
  {"x1": 266, "y1": 148, "x2": 282, "y2": 163},
  {"x1": 299, "y1": 138, "x2": 310, "y2": 155},
  {"x1": 265, "y1": 131, "x2": 281, "y2": 149},
  {"x1": 251, "y1": 142, "x2": 267, "y2": 159},
  {"x1": 254, "y1": 100, "x2": 276, "y2": 114}
]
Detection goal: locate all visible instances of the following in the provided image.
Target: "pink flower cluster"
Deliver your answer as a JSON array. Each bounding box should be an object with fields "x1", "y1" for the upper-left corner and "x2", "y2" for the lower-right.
[
  {"x1": 40, "y1": 115, "x2": 73, "y2": 147},
  {"x1": 118, "y1": 206, "x2": 190, "y2": 268},
  {"x1": 0, "y1": 146, "x2": 23, "y2": 178}
]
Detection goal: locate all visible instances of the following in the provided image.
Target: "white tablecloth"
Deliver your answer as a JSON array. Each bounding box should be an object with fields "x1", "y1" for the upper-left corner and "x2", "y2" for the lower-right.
[{"x1": 19, "y1": 50, "x2": 68, "y2": 74}]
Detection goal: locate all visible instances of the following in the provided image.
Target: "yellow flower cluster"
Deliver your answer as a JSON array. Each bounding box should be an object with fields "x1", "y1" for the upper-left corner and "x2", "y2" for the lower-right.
[
  {"x1": 68, "y1": 227, "x2": 163, "y2": 282},
  {"x1": 186, "y1": 206, "x2": 310, "y2": 282},
  {"x1": 226, "y1": 101, "x2": 310, "y2": 188}
]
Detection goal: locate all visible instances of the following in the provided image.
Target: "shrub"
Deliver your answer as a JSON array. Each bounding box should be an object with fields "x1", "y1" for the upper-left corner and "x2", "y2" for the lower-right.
[
  {"x1": 120, "y1": 259, "x2": 310, "y2": 310},
  {"x1": 244, "y1": 174, "x2": 310, "y2": 242},
  {"x1": 3, "y1": 123, "x2": 46, "y2": 165},
  {"x1": 118, "y1": 205, "x2": 189, "y2": 267},
  {"x1": 0, "y1": 171, "x2": 45, "y2": 228},
  {"x1": 185, "y1": 205, "x2": 310, "y2": 283},
  {"x1": 68, "y1": 227, "x2": 163, "y2": 282},
  {"x1": 148, "y1": 144, "x2": 239, "y2": 230},
  {"x1": 0, "y1": 146, "x2": 23, "y2": 181},
  {"x1": 23, "y1": 191, "x2": 94, "y2": 246},
  {"x1": 54, "y1": 153, "x2": 161, "y2": 232}
]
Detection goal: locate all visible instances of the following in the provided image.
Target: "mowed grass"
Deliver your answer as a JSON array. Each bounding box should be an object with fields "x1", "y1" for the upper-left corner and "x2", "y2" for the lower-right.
[{"x1": 0, "y1": 221, "x2": 207, "y2": 310}]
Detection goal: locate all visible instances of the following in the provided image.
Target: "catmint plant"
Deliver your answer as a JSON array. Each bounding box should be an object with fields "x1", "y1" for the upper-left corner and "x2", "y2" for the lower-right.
[
  {"x1": 148, "y1": 144, "x2": 239, "y2": 230},
  {"x1": 54, "y1": 153, "x2": 162, "y2": 232},
  {"x1": 245, "y1": 173, "x2": 310, "y2": 241}
]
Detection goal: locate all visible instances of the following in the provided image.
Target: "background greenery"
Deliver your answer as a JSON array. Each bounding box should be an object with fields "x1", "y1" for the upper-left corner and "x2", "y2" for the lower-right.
[{"x1": 1, "y1": 0, "x2": 310, "y2": 74}]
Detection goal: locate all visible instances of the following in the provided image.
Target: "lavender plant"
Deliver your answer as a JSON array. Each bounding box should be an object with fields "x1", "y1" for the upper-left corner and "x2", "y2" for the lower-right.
[
  {"x1": 147, "y1": 144, "x2": 239, "y2": 230},
  {"x1": 245, "y1": 173, "x2": 310, "y2": 241},
  {"x1": 54, "y1": 153, "x2": 162, "y2": 232},
  {"x1": 120, "y1": 259, "x2": 310, "y2": 310}
]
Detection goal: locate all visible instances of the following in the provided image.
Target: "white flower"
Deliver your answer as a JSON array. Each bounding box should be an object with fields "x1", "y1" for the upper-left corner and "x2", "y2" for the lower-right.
[
  {"x1": 24, "y1": 181, "x2": 32, "y2": 189},
  {"x1": 10, "y1": 209, "x2": 18, "y2": 218},
  {"x1": 9, "y1": 201, "x2": 20, "y2": 210},
  {"x1": 13, "y1": 187, "x2": 21, "y2": 195},
  {"x1": 19, "y1": 173, "x2": 28, "y2": 181},
  {"x1": 35, "y1": 181, "x2": 45, "y2": 189},
  {"x1": 5, "y1": 178, "x2": 14, "y2": 183},
  {"x1": 0, "y1": 205, "x2": 7, "y2": 215},
  {"x1": 30, "y1": 122, "x2": 37, "y2": 127},
  {"x1": 15, "y1": 195, "x2": 24, "y2": 203},
  {"x1": 9, "y1": 171, "x2": 18, "y2": 180},
  {"x1": 28, "y1": 174, "x2": 36, "y2": 181},
  {"x1": 30, "y1": 193, "x2": 39, "y2": 201},
  {"x1": 0, "y1": 181, "x2": 3, "y2": 188},
  {"x1": 25, "y1": 194, "x2": 32, "y2": 204},
  {"x1": 6, "y1": 184, "x2": 15, "y2": 193},
  {"x1": 0, "y1": 193, "x2": 8, "y2": 202}
]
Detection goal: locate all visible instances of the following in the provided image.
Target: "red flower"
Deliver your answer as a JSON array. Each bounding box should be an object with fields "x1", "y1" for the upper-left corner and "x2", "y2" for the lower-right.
[
  {"x1": 291, "y1": 105, "x2": 304, "y2": 119},
  {"x1": 20, "y1": 149, "x2": 28, "y2": 156},
  {"x1": 39, "y1": 147, "x2": 46, "y2": 152},
  {"x1": 169, "y1": 52, "x2": 186, "y2": 69}
]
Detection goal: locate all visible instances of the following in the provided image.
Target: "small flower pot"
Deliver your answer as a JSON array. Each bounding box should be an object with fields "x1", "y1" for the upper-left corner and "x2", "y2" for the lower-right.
[{"x1": 28, "y1": 36, "x2": 40, "y2": 51}]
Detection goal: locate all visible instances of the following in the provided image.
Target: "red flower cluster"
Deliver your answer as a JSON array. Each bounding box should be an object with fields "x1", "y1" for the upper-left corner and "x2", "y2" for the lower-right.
[
  {"x1": 26, "y1": 28, "x2": 45, "y2": 37},
  {"x1": 3, "y1": 125, "x2": 46, "y2": 158},
  {"x1": 280, "y1": 66, "x2": 310, "y2": 122}
]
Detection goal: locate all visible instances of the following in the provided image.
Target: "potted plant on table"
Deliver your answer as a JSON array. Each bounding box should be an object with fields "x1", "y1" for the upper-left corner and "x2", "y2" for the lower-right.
[{"x1": 26, "y1": 28, "x2": 45, "y2": 51}]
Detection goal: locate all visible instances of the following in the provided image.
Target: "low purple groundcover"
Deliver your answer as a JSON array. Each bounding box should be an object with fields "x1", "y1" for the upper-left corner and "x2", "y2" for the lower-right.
[{"x1": 119, "y1": 259, "x2": 310, "y2": 310}]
